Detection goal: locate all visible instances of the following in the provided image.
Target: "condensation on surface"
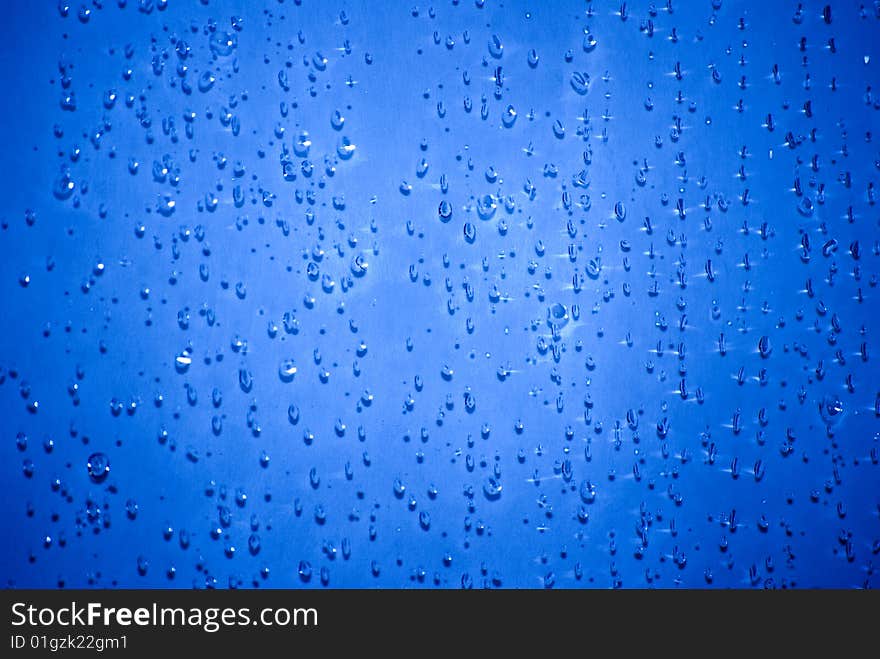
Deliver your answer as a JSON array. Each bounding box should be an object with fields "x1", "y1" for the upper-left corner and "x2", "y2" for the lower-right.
[{"x1": 1, "y1": 0, "x2": 879, "y2": 588}]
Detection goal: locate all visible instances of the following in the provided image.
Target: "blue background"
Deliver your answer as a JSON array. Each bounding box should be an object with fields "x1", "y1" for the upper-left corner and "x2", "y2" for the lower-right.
[{"x1": 1, "y1": 0, "x2": 879, "y2": 589}]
